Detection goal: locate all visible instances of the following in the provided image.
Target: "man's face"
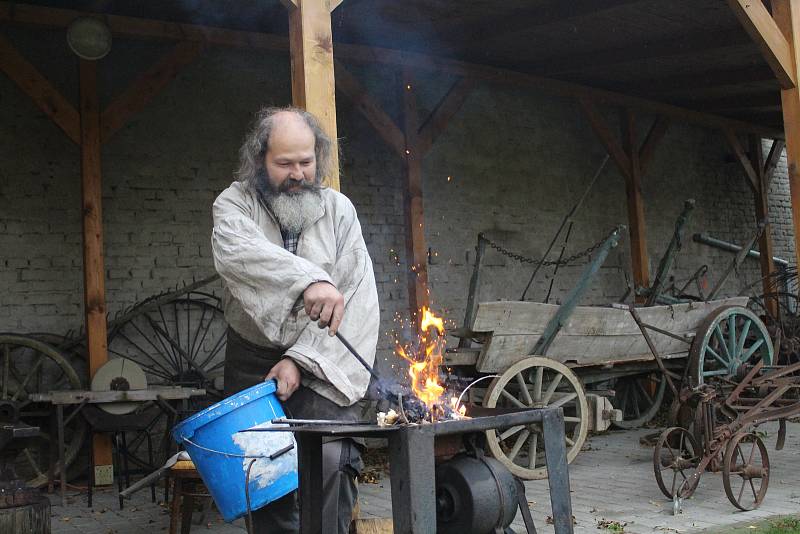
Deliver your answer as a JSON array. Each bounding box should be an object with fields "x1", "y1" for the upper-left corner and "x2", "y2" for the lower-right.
[{"x1": 263, "y1": 113, "x2": 317, "y2": 195}]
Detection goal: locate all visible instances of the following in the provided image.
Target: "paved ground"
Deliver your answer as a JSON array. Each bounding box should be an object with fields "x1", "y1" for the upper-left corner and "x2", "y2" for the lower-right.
[{"x1": 49, "y1": 420, "x2": 800, "y2": 533}]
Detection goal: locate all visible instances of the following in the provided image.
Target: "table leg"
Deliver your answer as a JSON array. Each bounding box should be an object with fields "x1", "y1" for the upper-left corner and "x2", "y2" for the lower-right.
[
  {"x1": 388, "y1": 425, "x2": 435, "y2": 534},
  {"x1": 181, "y1": 481, "x2": 194, "y2": 534},
  {"x1": 170, "y1": 477, "x2": 182, "y2": 534},
  {"x1": 57, "y1": 404, "x2": 65, "y2": 507},
  {"x1": 297, "y1": 434, "x2": 323, "y2": 534},
  {"x1": 542, "y1": 408, "x2": 574, "y2": 534}
]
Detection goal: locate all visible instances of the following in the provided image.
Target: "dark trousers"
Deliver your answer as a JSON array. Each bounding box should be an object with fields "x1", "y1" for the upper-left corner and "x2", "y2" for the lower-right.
[{"x1": 224, "y1": 328, "x2": 363, "y2": 534}]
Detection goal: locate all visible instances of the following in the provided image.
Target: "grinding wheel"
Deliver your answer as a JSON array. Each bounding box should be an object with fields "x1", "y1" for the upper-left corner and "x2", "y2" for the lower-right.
[{"x1": 91, "y1": 359, "x2": 147, "y2": 414}]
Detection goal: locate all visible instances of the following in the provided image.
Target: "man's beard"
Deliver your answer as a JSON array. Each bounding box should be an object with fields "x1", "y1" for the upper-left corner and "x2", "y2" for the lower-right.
[{"x1": 255, "y1": 170, "x2": 322, "y2": 234}]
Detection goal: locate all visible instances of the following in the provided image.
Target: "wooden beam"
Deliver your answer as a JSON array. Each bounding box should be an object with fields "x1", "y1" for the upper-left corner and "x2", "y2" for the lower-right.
[
  {"x1": 285, "y1": 0, "x2": 340, "y2": 190},
  {"x1": 402, "y1": 67, "x2": 430, "y2": 322},
  {"x1": 638, "y1": 116, "x2": 669, "y2": 173},
  {"x1": 772, "y1": 0, "x2": 800, "y2": 271},
  {"x1": 0, "y1": 2, "x2": 783, "y2": 139},
  {"x1": 724, "y1": 128, "x2": 760, "y2": 192},
  {"x1": 621, "y1": 109, "x2": 650, "y2": 295},
  {"x1": 417, "y1": 77, "x2": 476, "y2": 155},
  {"x1": 79, "y1": 58, "x2": 113, "y2": 482},
  {"x1": 611, "y1": 66, "x2": 778, "y2": 95},
  {"x1": 749, "y1": 134, "x2": 779, "y2": 312},
  {"x1": 578, "y1": 98, "x2": 631, "y2": 178},
  {"x1": 333, "y1": 59, "x2": 405, "y2": 157},
  {"x1": 670, "y1": 92, "x2": 781, "y2": 112},
  {"x1": 0, "y1": 33, "x2": 80, "y2": 144},
  {"x1": 101, "y1": 41, "x2": 203, "y2": 141},
  {"x1": 764, "y1": 138, "x2": 786, "y2": 184},
  {"x1": 525, "y1": 29, "x2": 752, "y2": 77},
  {"x1": 728, "y1": 0, "x2": 795, "y2": 89}
]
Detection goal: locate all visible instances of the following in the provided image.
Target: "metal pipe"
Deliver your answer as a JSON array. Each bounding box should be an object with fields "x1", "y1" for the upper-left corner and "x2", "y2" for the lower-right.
[{"x1": 693, "y1": 232, "x2": 789, "y2": 267}]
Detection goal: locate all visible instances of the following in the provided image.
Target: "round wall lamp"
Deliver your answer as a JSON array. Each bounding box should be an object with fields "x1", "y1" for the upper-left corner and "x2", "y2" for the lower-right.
[{"x1": 67, "y1": 17, "x2": 112, "y2": 60}]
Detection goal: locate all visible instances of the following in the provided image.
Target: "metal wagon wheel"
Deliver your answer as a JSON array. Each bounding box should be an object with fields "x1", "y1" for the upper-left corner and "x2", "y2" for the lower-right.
[
  {"x1": 0, "y1": 334, "x2": 87, "y2": 488},
  {"x1": 653, "y1": 426, "x2": 700, "y2": 500},
  {"x1": 612, "y1": 372, "x2": 667, "y2": 429},
  {"x1": 107, "y1": 291, "x2": 227, "y2": 400},
  {"x1": 688, "y1": 306, "x2": 773, "y2": 387},
  {"x1": 722, "y1": 432, "x2": 770, "y2": 511},
  {"x1": 483, "y1": 357, "x2": 588, "y2": 480}
]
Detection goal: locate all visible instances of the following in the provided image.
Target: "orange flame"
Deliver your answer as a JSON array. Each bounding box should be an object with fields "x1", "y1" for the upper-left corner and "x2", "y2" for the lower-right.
[{"x1": 395, "y1": 307, "x2": 447, "y2": 412}]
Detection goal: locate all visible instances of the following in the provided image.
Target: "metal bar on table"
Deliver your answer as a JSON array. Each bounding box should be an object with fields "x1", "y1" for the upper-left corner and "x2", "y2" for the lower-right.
[{"x1": 541, "y1": 408, "x2": 574, "y2": 534}]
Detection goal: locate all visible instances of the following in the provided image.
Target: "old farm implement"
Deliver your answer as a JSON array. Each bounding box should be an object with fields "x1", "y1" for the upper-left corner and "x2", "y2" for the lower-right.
[
  {"x1": 445, "y1": 200, "x2": 779, "y2": 482},
  {"x1": 0, "y1": 275, "x2": 226, "y2": 487}
]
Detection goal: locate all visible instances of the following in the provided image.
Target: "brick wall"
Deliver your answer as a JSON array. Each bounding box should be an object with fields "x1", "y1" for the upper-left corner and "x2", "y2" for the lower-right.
[{"x1": 0, "y1": 28, "x2": 795, "y2": 380}]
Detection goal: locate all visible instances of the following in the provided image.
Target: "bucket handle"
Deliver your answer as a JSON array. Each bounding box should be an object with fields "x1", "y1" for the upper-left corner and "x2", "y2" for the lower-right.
[{"x1": 181, "y1": 437, "x2": 295, "y2": 460}]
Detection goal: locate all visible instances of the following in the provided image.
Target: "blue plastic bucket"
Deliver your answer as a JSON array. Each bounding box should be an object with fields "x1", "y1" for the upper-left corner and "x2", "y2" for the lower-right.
[{"x1": 172, "y1": 380, "x2": 298, "y2": 522}]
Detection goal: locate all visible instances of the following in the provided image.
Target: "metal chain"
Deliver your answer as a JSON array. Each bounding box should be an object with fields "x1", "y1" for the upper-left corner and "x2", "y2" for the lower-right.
[{"x1": 479, "y1": 228, "x2": 617, "y2": 268}]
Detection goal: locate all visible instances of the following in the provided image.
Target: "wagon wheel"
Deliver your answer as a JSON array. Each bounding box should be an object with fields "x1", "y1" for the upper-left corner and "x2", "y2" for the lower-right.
[
  {"x1": 722, "y1": 432, "x2": 770, "y2": 511},
  {"x1": 653, "y1": 427, "x2": 701, "y2": 500},
  {"x1": 483, "y1": 357, "x2": 588, "y2": 480},
  {"x1": 689, "y1": 306, "x2": 773, "y2": 387},
  {"x1": 0, "y1": 334, "x2": 87, "y2": 488},
  {"x1": 612, "y1": 372, "x2": 666, "y2": 429},
  {"x1": 108, "y1": 291, "x2": 227, "y2": 402}
]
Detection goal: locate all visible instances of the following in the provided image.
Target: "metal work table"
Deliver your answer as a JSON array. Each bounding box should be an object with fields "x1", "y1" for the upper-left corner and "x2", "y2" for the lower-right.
[
  {"x1": 31, "y1": 386, "x2": 205, "y2": 506},
  {"x1": 285, "y1": 407, "x2": 573, "y2": 534}
]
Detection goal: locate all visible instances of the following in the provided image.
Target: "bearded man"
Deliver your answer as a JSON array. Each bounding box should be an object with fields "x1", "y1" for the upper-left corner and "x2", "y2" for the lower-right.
[{"x1": 211, "y1": 107, "x2": 379, "y2": 533}]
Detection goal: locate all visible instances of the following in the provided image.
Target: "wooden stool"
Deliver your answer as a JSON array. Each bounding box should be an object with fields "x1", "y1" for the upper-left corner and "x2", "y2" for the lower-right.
[{"x1": 168, "y1": 460, "x2": 210, "y2": 534}]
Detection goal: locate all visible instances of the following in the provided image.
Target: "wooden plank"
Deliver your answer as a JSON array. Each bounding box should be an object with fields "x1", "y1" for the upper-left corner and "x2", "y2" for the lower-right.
[
  {"x1": 724, "y1": 128, "x2": 760, "y2": 192},
  {"x1": 0, "y1": 33, "x2": 79, "y2": 144},
  {"x1": 750, "y1": 135, "x2": 779, "y2": 310},
  {"x1": 621, "y1": 109, "x2": 650, "y2": 294},
  {"x1": 101, "y1": 41, "x2": 203, "y2": 141},
  {"x1": 0, "y1": 2, "x2": 783, "y2": 139},
  {"x1": 728, "y1": 0, "x2": 795, "y2": 89},
  {"x1": 286, "y1": 0, "x2": 340, "y2": 190},
  {"x1": 333, "y1": 59, "x2": 405, "y2": 157},
  {"x1": 416, "y1": 77, "x2": 476, "y2": 155},
  {"x1": 615, "y1": 66, "x2": 778, "y2": 95},
  {"x1": 764, "y1": 138, "x2": 786, "y2": 185},
  {"x1": 638, "y1": 116, "x2": 669, "y2": 174},
  {"x1": 578, "y1": 98, "x2": 631, "y2": 178},
  {"x1": 401, "y1": 67, "x2": 429, "y2": 319},
  {"x1": 79, "y1": 58, "x2": 113, "y2": 478}
]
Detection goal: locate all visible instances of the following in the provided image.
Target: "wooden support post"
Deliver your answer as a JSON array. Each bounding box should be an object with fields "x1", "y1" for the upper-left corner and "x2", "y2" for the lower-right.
[
  {"x1": 79, "y1": 58, "x2": 113, "y2": 483},
  {"x1": 402, "y1": 67, "x2": 430, "y2": 322},
  {"x1": 772, "y1": 0, "x2": 800, "y2": 273},
  {"x1": 621, "y1": 109, "x2": 650, "y2": 296},
  {"x1": 752, "y1": 136, "x2": 779, "y2": 317},
  {"x1": 283, "y1": 0, "x2": 341, "y2": 190}
]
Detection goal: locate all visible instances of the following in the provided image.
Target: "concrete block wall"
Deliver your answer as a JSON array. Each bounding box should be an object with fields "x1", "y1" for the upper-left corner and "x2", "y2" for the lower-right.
[{"x1": 0, "y1": 27, "x2": 796, "y2": 379}]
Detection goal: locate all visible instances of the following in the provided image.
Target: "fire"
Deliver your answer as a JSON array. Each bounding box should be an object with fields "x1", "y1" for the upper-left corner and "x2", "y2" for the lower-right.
[{"x1": 396, "y1": 307, "x2": 447, "y2": 412}]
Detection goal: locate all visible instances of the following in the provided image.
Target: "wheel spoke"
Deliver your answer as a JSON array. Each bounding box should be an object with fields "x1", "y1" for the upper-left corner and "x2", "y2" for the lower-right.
[
  {"x1": 499, "y1": 425, "x2": 525, "y2": 441},
  {"x1": 715, "y1": 325, "x2": 732, "y2": 361},
  {"x1": 533, "y1": 366, "x2": 543, "y2": 402},
  {"x1": 736, "y1": 319, "x2": 752, "y2": 360},
  {"x1": 508, "y1": 429, "x2": 530, "y2": 461},
  {"x1": 516, "y1": 373, "x2": 533, "y2": 406},
  {"x1": 189, "y1": 304, "x2": 210, "y2": 360},
  {"x1": 565, "y1": 436, "x2": 574, "y2": 447},
  {"x1": 740, "y1": 339, "x2": 765, "y2": 364},
  {"x1": 116, "y1": 332, "x2": 173, "y2": 377},
  {"x1": 563, "y1": 416, "x2": 582, "y2": 423},
  {"x1": 749, "y1": 478, "x2": 758, "y2": 501},
  {"x1": 705, "y1": 346, "x2": 729, "y2": 368},
  {"x1": 549, "y1": 391, "x2": 577, "y2": 409},
  {"x1": 11, "y1": 355, "x2": 44, "y2": 401},
  {"x1": 728, "y1": 315, "x2": 736, "y2": 361},
  {"x1": 2, "y1": 344, "x2": 9, "y2": 400},
  {"x1": 500, "y1": 389, "x2": 527, "y2": 409},
  {"x1": 541, "y1": 374, "x2": 563, "y2": 405},
  {"x1": 23, "y1": 448, "x2": 43, "y2": 476},
  {"x1": 738, "y1": 476, "x2": 746, "y2": 503}
]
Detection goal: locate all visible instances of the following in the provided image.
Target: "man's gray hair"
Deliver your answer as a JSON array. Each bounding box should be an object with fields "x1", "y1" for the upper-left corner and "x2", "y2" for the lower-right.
[{"x1": 235, "y1": 106, "x2": 335, "y2": 189}]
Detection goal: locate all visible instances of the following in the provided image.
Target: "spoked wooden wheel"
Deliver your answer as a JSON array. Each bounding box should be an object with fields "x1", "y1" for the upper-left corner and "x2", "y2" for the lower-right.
[
  {"x1": 108, "y1": 291, "x2": 227, "y2": 402},
  {"x1": 0, "y1": 334, "x2": 87, "y2": 487},
  {"x1": 612, "y1": 372, "x2": 667, "y2": 429},
  {"x1": 484, "y1": 357, "x2": 588, "y2": 480},
  {"x1": 689, "y1": 306, "x2": 773, "y2": 387},
  {"x1": 723, "y1": 432, "x2": 770, "y2": 511},
  {"x1": 653, "y1": 427, "x2": 700, "y2": 500}
]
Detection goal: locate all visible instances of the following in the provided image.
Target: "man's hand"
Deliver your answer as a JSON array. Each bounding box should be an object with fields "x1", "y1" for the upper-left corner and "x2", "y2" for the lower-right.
[
  {"x1": 303, "y1": 281, "x2": 345, "y2": 335},
  {"x1": 265, "y1": 358, "x2": 301, "y2": 401}
]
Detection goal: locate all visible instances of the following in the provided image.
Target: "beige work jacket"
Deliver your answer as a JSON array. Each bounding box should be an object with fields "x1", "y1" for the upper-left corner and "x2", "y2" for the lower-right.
[{"x1": 211, "y1": 181, "x2": 380, "y2": 406}]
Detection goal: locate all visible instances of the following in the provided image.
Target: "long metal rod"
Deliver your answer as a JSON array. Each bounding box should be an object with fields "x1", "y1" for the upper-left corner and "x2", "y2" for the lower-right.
[
  {"x1": 520, "y1": 154, "x2": 609, "y2": 300},
  {"x1": 693, "y1": 232, "x2": 789, "y2": 267},
  {"x1": 707, "y1": 221, "x2": 766, "y2": 299},
  {"x1": 645, "y1": 199, "x2": 695, "y2": 306},
  {"x1": 335, "y1": 331, "x2": 382, "y2": 383}
]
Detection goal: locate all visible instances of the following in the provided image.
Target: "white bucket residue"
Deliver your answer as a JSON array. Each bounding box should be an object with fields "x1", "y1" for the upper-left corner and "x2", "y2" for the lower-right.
[{"x1": 232, "y1": 422, "x2": 298, "y2": 489}]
